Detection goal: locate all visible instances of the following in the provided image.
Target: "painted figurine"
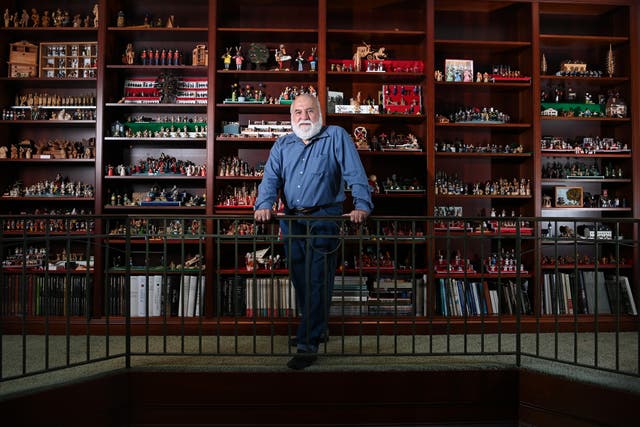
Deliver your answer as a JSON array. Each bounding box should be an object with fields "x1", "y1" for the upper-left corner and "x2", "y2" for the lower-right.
[
  {"x1": 233, "y1": 46, "x2": 244, "y2": 70},
  {"x1": 221, "y1": 47, "x2": 232, "y2": 70},
  {"x1": 295, "y1": 50, "x2": 305, "y2": 71}
]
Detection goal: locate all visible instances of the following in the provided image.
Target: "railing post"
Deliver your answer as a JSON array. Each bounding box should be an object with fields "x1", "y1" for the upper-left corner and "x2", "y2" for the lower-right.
[
  {"x1": 125, "y1": 216, "x2": 131, "y2": 369},
  {"x1": 515, "y1": 219, "x2": 521, "y2": 367}
]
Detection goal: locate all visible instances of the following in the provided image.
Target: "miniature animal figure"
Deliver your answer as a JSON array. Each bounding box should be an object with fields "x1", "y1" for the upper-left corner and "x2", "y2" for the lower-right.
[
  {"x1": 371, "y1": 47, "x2": 387, "y2": 61},
  {"x1": 221, "y1": 47, "x2": 232, "y2": 70},
  {"x1": 233, "y1": 46, "x2": 244, "y2": 70}
]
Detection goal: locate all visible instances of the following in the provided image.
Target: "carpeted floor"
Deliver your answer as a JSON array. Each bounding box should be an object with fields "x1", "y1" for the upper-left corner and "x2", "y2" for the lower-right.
[{"x1": 1, "y1": 332, "x2": 639, "y2": 398}]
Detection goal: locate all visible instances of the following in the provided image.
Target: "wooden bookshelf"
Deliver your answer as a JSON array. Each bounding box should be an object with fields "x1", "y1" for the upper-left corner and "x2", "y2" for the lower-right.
[{"x1": 0, "y1": 0, "x2": 637, "y2": 333}]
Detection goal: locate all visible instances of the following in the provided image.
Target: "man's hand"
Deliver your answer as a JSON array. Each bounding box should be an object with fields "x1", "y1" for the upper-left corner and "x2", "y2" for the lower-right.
[
  {"x1": 254, "y1": 208, "x2": 272, "y2": 222},
  {"x1": 344, "y1": 209, "x2": 369, "y2": 224}
]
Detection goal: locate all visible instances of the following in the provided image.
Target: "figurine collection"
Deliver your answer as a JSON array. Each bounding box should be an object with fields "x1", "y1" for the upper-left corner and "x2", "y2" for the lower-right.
[
  {"x1": 3, "y1": 208, "x2": 95, "y2": 234},
  {"x1": 106, "y1": 153, "x2": 206, "y2": 178},
  {"x1": 110, "y1": 115, "x2": 207, "y2": 139},
  {"x1": 217, "y1": 156, "x2": 264, "y2": 177},
  {"x1": 216, "y1": 183, "x2": 258, "y2": 208},
  {"x1": 220, "y1": 43, "x2": 317, "y2": 72},
  {"x1": 2, "y1": 91, "x2": 96, "y2": 122},
  {"x1": 3, "y1": 5, "x2": 98, "y2": 28},
  {"x1": 108, "y1": 217, "x2": 203, "y2": 238},
  {"x1": 106, "y1": 185, "x2": 205, "y2": 208},
  {"x1": 0, "y1": 138, "x2": 94, "y2": 160},
  {"x1": 435, "y1": 140, "x2": 524, "y2": 154},
  {"x1": 435, "y1": 172, "x2": 530, "y2": 197},
  {"x1": 3, "y1": 173, "x2": 94, "y2": 198},
  {"x1": 540, "y1": 136, "x2": 629, "y2": 153}
]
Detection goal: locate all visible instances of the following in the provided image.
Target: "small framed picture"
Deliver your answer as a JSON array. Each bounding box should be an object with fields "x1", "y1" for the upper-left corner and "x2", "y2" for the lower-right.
[
  {"x1": 555, "y1": 186, "x2": 583, "y2": 207},
  {"x1": 444, "y1": 59, "x2": 474, "y2": 82}
]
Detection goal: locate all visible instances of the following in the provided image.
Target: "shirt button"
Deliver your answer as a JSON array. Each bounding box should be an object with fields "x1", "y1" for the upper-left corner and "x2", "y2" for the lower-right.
[
  {"x1": 297, "y1": 185, "x2": 301, "y2": 188},
  {"x1": 299, "y1": 171, "x2": 303, "y2": 174}
]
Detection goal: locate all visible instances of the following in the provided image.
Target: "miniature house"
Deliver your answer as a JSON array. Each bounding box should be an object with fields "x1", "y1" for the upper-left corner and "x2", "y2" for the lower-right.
[
  {"x1": 192, "y1": 44, "x2": 208, "y2": 66},
  {"x1": 8, "y1": 40, "x2": 38, "y2": 77}
]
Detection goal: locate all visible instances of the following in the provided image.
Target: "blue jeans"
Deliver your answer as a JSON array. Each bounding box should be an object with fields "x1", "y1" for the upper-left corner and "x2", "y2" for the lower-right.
[{"x1": 280, "y1": 206, "x2": 340, "y2": 352}]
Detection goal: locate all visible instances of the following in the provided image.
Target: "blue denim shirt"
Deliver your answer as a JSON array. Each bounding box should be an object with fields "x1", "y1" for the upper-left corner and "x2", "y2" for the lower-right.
[{"x1": 255, "y1": 125, "x2": 373, "y2": 213}]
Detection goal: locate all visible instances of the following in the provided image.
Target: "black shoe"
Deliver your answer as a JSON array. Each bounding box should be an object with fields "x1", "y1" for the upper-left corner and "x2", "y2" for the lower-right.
[
  {"x1": 288, "y1": 333, "x2": 329, "y2": 347},
  {"x1": 287, "y1": 350, "x2": 317, "y2": 370}
]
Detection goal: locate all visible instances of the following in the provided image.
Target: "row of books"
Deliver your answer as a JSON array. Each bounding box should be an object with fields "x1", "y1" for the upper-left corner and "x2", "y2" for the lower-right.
[
  {"x1": 221, "y1": 275, "x2": 422, "y2": 318},
  {"x1": 542, "y1": 271, "x2": 637, "y2": 315},
  {"x1": 331, "y1": 276, "x2": 421, "y2": 316},
  {"x1": 105, "y1": 274, "x2": 205, "y2": 318},
  {"x1": 331, "y1": 275, "x2": 369, "y2": 316},
  {"x1": 437, "y1": 278, "x2": 532, "y2": 317},
  {"x1": 1, "y1": 273, "x2": 92, "y2": 316},
  {"x1": 221, "y1": 276, "x2": 297, "y2": 318}
]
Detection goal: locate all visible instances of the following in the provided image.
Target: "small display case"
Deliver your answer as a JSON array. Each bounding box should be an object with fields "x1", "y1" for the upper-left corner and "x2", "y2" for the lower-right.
[{"x1": 39, "y1": 42, "x2": 97, "y2": 79}]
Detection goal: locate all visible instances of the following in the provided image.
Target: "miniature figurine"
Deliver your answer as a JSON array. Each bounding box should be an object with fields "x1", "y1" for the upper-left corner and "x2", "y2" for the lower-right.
[
  {"x1": 117, "y1": 10, "x2": 125, "y2": 27},
  {"x1": 52, "y1": 8, "x2": 63, "y2": 26},
  {"x1": 3, "y1": 9, "x2": 10, "y2": 27},
  {"x1": 30, "y1": 8, "x2": 39, "y2": 27},
  {"x1": 274, "y1": 44, "x2": 291, "y2": 70},
  {"x1": 92, "y1": 3, "x2": 99, "y2": 27},
  {"x1": 295, "y1": 49, "x2": 305, "y2": 71},
  {"x1": 123, "y1": 43, "x2": 135, "y2": 65},
  {"x1": 20, "y1": 9, "x2": 29, "y2": 27},
  {"x1": 371, "y1": 46, "x2": 387, "y2": 61},
  {"x1": 353, "y1": 41, "x2": 372, "y2": 72},
  {"x1": 233, "y1": 46, "x2": 244, "y2": 70},
  {"x1": 307, "y1": 47, "x2": 317, "y2": 71},
  {"x1": 221, "y1": 47, "x2": 232, "y2": 70},
  {"x1": 166, "y1": 15, "x2": 175, "y2": 28}
]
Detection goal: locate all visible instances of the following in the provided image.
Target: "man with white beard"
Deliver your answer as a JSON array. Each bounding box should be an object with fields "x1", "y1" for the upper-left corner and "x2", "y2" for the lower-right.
[{"x1": 254, "y1": 93, "x2": 373, "y2": 369}]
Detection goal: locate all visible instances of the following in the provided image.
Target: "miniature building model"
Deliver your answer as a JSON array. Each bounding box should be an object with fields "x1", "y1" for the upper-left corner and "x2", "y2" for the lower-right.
[
  {"x1": 192, "y1": 44, "x2": 208, "y2": 66},
  {"x1": 8, "y1": 40, "x2": 38, "y2": 77}
]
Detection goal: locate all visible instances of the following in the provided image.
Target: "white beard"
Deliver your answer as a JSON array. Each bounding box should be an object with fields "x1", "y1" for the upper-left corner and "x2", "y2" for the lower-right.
[{"x1": 292, "y1": 119, "x2": 322, "y2": 141}]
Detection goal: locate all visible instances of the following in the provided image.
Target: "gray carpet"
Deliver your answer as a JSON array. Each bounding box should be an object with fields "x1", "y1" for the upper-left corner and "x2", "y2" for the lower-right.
[{"x1": 1, "y1": 332, "x2": 639, "y2": 398}]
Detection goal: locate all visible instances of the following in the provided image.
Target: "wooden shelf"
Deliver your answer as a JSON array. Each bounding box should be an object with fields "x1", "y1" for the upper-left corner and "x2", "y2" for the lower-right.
[
  {"x1": 0, "y1": 158, "x2": 95, "y2": 163},
  {"x1": 541, "y1": 178, "x2": 631, "y2": 184},
  {"x1": 541, "y1": 264, "x2": 633, "y2": 270},
  {"x1": 0, "y1": 196, "x2": 94, "y2": 202},
  {"x1": 104, "y1": 137, "x2": 206, "y2": 143},
  {"x1": 104, "y1": 175, "x2": 206, "y2": 180},
  {"x1": 539, "y1": 34, "x2": 629, "y2": 44},
  {"x1": 435, "y1": 122, "x2": 531, "y2": 129},
  {"x1": 435, "y1": 152, "x2": 532, "y2": 158},
  {"x1": 0, "y1": 0, "x2": 636, "y2": 333},
  {"x1": 541, "y1": 207, "x2": 632, "y2": 212},
  {"x1": 541, "y1": 151, "x2": 631, "y2": 158}
]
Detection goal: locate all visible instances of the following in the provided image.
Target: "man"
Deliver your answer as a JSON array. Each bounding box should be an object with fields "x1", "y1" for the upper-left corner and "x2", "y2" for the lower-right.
[{"x1": 254, "y1": 93, "x2": 373, "y2": 369}]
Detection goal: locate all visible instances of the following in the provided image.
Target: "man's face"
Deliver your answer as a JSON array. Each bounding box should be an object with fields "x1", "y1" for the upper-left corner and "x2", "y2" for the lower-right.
[{"x1": 291, "y1": 97, "x2": 322, "y2": 141}]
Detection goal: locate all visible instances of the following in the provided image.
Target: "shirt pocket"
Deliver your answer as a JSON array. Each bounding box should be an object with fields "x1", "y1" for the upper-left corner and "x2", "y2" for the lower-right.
[{"x1": 308, "y1": 153, "x2": 329, "y2": 176}]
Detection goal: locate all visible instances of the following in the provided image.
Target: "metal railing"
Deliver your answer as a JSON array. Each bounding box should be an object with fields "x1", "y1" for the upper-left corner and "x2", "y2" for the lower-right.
[{"x1": 1, "y1": 214, "x2": 638, "y2": 382}]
